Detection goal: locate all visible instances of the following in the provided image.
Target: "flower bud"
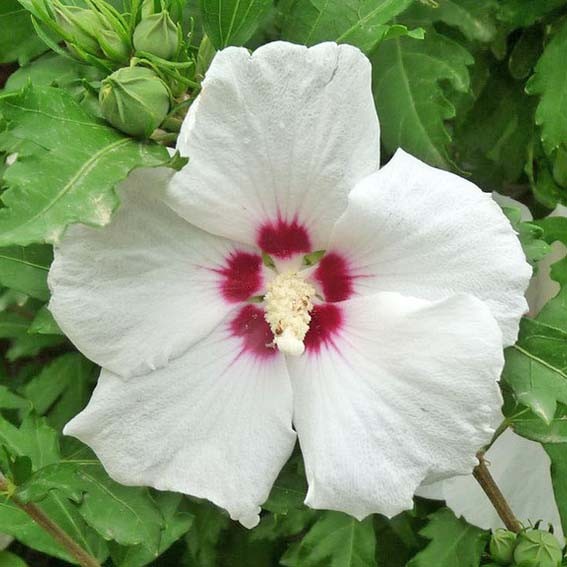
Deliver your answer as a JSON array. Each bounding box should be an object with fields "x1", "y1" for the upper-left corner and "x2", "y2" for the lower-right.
[
  {"x1": 133, "y1": 11, "x2": 179, "y2": 60},
  {"x1": 54, "y1": 5, "x2": 104, "y2": 56},
  {"x1": 99, "y1": 67, "x2": 170, "y2": 137},
  {"x1": 141, "y1": 0, "x2": 160, "y2": 18},
  {"x1": 97, "y1": 28, "x2": 131, "y2": 63},
  {"x1": 513, "y1": 529, "x2": 563, "y2": 567},
  {"x1": 490, "y1": 529, "x2": 517, "y2": 565}
]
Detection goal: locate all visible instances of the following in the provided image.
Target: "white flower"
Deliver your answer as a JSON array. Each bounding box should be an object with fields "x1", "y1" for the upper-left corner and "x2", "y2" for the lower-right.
[{"x1": 48, "y1": 41, "x2": 531, "y2": 528}]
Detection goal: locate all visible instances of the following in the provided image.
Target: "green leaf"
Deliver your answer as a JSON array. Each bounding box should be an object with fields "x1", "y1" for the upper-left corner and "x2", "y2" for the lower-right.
[
  {"x1": 0, "y1": 550, "x2": 29, "y2": 567},
  {"x1": 527, "y1": 20, "x2": 567, "y2": 155},
  {"x1": 371, "y1": 29, "x2": 473, "y2": 167},
  {"x1": 409, "y1": 0, "x2": 498, "y2": 43},
  {"x1": 254, "y1": 457, "x2": 316, "y2": 543},
  {"x1": 109, "y1": 493, "x2": 193, "y2": 567},
  {"x1": 500, "y1": 205, "x2": 550, "y2": 265},
  {"x1": 533, "y1": 216, "x2": 567, "y2": 247},
  {"x1": 184, "y1": 500, "x2": 230, "y2": 567},
  {"x1": 281, "y1": 511, "x2": 376, "y2": 567},
  {"x1": 0, "y1": 414, "x2": 59, "y2": 470},
  {"x1": 18, "y1": 460, "x2": 166, "y2": 551},
  {"x1": 0, "y1": 85, "x2": 175, "y2": 247},
  {"x1": 6, "y1": 333, "x2": 64, "y2": 361},
  {"x1": 280, "y1": 0, "x2": 414, "y2": 53},
  {"x1": 536, "y1": 257, "x2": 567, "y2": 338},
  {"x1": 407, "y1": 508, "x2": 487, "y2": 567},
  {"x1": 0, "y1": 0, "x2": 47, "y2": 64},
  {"x1": 200, "y1": 0, "x2": 272, "y2": 49},
  {"x1": 28, "y1": 305, "x2": 63, "y2": 335},
  {"x1": 0, "y1": 386, "x2": 30, "y2": 411},
  {"x1": 0, "y1": 492, "x2": 109, "y2": 564},
  {"x1": 0, "y1": 244, "x2": 52, "y2": 300},
  {"x1": 4, "y1": 52, "x2": 87, "y2": 92},
  {"x1": 23, "y1": 353, "x2": 96, "y2": 430},
  {"x1": 509, "y1": 28, "x2": 544, "y2": 80},
  {"x1": 0, "y1": 310, "x2": 65, "y2": 361},
  {"x1": 497, "y1": 0, "x2": 567, "y2": 27},
  {"x1": 263, "y1": 457, "x2": 308, "y2": 515},
  {"x1": 374, "y1": 513, "x2": 426, "y2": 567},
  {"x1": 542, "y1": 443, "x2": 567, "y2": 535},
  {"x1": 0, "y1": 311, "x2": 30, "y2": 340},
  {"x1": 502, "y1": 318, "x2": 567, "y2": 424},
  {"x1": 511, "y1": 404, "x2": 567, "y2": 443},
  {"x1": 0, "y1": 289, "x2": 28, "y2": 313},
  {"x1": 454, "y1": 73, "x2": 535, "y2": 187}
]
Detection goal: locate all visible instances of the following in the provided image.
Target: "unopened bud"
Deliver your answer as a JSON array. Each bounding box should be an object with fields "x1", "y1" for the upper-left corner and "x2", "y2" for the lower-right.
[
  {"x1": 141, "y1": 0, "x2": 160, "y2": 18},
  {"x1": 99, "y1": 67, "x2": 170, "y2": 137},
  {"x1": 54, "y1": 5, "x2": 104, "y2": 56},
  {"x1": 513, "y1": 529, "x2": 563, "y2": 567},
  {"x1": 489, "y1": 529, "x2": 516, "y2": 565},
  {"x1": 133, "y1": 11, "x2": 179, "y2": 60},
  {"x1": 97, "y1": 28, "x2": 130, "y2": 62}
]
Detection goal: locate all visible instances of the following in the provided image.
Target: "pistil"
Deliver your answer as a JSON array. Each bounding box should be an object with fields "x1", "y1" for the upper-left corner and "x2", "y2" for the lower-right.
[{"x1": 264, "y1": 271, "x2": 315, "y2": 356}]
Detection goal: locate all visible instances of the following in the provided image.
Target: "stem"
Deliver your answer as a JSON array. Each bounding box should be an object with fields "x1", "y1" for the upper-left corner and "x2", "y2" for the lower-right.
[
  {"x1": 473, "y1": 452, "x2": 522, "y2": 533},
  {"x1": 0, "y1": 479, "x2": 101, "y2": 567}
]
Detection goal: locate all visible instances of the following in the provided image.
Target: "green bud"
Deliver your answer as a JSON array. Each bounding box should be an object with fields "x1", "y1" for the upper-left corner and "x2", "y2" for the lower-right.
[
  {"x1": 54, "y1": 5, "x2": 104, "y2": 56},
  {"x1": 490, "y1": 529, "x2": 517, "y2": 565},
  {"x1": 99, "y1": 67, "x2": 170, "y2": 137},
  {"x1": 141, "y1": 0, "x2": 161, "y2": 18},
  {"x1": 133, "y1": 11, "x2": 179, "y2": 60},
  {"x1": 196, "y1": 34, "x2": 216, "y2": 78},
  {"x1": 97, "y1": 28, "x2": 131, "y2": 62},
  {"x1": 513, "y1": 529, "x2": 563, "y2": 567}
]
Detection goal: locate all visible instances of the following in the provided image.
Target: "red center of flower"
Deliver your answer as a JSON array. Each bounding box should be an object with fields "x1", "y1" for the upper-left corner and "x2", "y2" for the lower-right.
[
  {"x1": 217, "y1": 251, "x2": 263, "y2": 303},
  {"x1": 229, "y1": 304, "x2": 277, "y2": 359},
  {"x1": 313, "y1": 252, "x2": 354, "y2": 302},
  {"x1": 304, "y1": 303, "x2": 343, "y2": 354},
  {"x1": 257, "y1": 218, "x2": 311, "y2": 258}
]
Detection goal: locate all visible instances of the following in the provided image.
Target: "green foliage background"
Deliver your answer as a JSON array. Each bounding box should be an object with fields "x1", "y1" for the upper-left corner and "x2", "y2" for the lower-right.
[{"x1": 1, "y1": 0, "x2": 567, "y2": 565}]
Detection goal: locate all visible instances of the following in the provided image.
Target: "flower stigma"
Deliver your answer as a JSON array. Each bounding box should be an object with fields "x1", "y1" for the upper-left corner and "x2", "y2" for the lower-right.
[{"x1": 264, "y1": 271, "x2": 316, "y2": 356}]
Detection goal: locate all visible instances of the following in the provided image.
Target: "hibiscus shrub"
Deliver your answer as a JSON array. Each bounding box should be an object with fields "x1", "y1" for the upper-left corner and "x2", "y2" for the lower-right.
[{"x1": 1, "y1": 0, "x2": 567, "y2": 566}]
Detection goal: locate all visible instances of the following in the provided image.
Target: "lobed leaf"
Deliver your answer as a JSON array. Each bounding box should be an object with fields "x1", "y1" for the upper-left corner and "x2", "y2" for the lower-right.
[
  {"x1": 280, "y1": 0, "x2": 415, "y2": 53},
  {"x1": 23, "y1": 353, "x2": 96, "y2": 430},
  {"x1": 0, "y1": 85, "x2": 176, "y2": 247},
  {"x1": 0, "y1": 492, "x2": 109, "y2": 564},
  {"x1": 200, "y1": 0, "x2": 272, "y2": 49},
  {"x1": 371, "y1": 29, "x2": 473, "y2": 168},
  {"x1": 281, "y1": 511, "x2": 376, "y2": 567},
  {"x1": 503, "y1": 318, "x2": 567, "y2": 424},
  {"x1": 0, "y1": 0, "x2": 47, "y2": 64},
  {"x1": 409, "y1": 0, "x2": 498, "y2": 43},
  {"x1": 0, "y1": 244, "x2": 52, "y2": 301},
  {"x1": 543, "y1": 443, "x2": 567, "y2": 535},
  {"x1": 407, "y1": 508, "x2": 487, "y2": 567},
  {"x1": 527, "y1": 19, "x2": 567, "y2": 155}
]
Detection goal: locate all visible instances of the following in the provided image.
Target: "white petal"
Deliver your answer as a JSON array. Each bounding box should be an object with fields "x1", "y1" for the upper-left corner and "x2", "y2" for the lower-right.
[
  {"x1": 324, "y1": 150, "x2": 531, "y2": 346},
  {"x1": 64, "y1": 312, "x2": 296, "y2": 528},
  {"x1": 418, "y1": 429, "x2": 564, "y2": 542},
  {"x1": 167, "y1": 41, "x2": 380, "y2": 254},
  {"x1": 287, "y1": 292, "x2": 504, "y2": 519},
  {"x1": 49, "y1": 167, "x2": 266, "y2": 378}
]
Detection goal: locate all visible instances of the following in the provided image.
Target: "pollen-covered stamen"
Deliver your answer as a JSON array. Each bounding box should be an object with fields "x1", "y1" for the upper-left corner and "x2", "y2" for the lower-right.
[{"x1": 264, "y1": 271, "x2": 316, "y2": 356}]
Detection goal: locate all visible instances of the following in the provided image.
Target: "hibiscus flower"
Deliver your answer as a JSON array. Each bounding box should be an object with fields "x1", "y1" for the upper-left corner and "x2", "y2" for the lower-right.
[{"x1": 48, "y1": 41, "x2": 531, "y2": 528}]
